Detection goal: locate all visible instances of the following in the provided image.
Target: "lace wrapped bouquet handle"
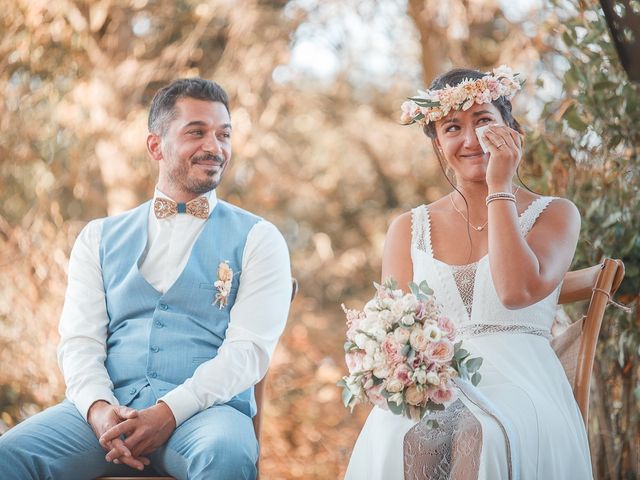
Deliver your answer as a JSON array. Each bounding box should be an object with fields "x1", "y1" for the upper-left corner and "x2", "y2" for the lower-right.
[{"x1": 338, "y1": 278, "x2": 483, "y2": 423}]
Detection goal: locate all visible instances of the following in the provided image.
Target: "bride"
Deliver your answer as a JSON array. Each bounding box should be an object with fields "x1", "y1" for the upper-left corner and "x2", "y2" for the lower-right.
[{"x1": 345, "y1": 66, "x2": 592, "y2": 479}]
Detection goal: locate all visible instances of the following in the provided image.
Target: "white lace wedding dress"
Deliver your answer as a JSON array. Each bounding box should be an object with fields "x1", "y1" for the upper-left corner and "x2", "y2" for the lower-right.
[{"x1": 345, "y1": 197, "x2": 592, "y2": 480}]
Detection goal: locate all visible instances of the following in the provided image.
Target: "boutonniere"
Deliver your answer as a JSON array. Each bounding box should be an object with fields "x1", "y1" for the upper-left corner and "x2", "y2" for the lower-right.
[{"x1": 213, "y1": 261, "x2": 233, "y2": 309}]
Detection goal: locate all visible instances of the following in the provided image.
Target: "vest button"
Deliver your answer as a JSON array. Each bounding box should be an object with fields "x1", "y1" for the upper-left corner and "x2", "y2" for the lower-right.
[
  {"x1": 149, "y1": 372, "x2": 157, "y2": 378},
  {"x1": 159, "y1": 303, "x2": 168, "y2": 311},
  {"x1": 151, "y1": 345, "x2": 159, "y2": 353}
]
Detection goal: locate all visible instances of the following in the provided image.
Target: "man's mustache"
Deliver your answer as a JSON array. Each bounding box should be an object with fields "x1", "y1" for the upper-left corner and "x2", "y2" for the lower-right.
[{"x1": 192, "y1": 154, "x2": 225, "y2": 164}]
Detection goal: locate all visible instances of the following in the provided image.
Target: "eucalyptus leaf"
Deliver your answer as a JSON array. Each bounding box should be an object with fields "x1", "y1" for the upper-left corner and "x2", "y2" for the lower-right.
[
  {"x1": 454, "y1": 348, "x2": 469, "y2": 361},
  {"x1": 458, "y1": 362, "x2": 469, "y2": 380},
  {"x1": 388, "y1": 400, "x2": 404, "y2": 415},
  {"x1": 465, "y1": 357, "x2": 484, "y2": 372},
  {"x1": 408, "y1": 97, "x2": 439, "y2": 107},
  {"x1": 419, "y1": 280, "x2": 434, "y2": 295},
  {"x1": 342, "y1": 388, "x2": 353, "y2": 408}
]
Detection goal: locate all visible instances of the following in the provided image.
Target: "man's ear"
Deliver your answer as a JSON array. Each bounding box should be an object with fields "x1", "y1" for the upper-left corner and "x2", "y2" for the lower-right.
[{"x1": 147, "y1": 133, "x2": 163, "y2": 162}]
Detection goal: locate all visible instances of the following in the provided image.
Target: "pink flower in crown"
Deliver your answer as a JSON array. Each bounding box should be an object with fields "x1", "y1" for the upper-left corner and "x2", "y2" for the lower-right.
[
  {"x1": 462, "y1": 81, "x2": 477, "y2": 96},
  {"x1": 451, "y1": 86, "x2": 468, "y2": 107},
  {"x1": 425, "y1": 339, "x2": 455, "y2": 365},
  {"x1": 476, "y1": 89, "x2": 492, "y2": 105},
  {"x1": 428, "y1": 109, "x2": 444, "y2": 123},
  {"x1": 437, "y1": 316, "x2": 456, "y2": 341},
  {"x1": 485, "y1": 77, "x2": 500, "y2": 95},
  {"x1": 401, "y1": 100, "x2": 419, "y2": 124},
  {"x1": 501, "y1": 77, "x2": 513, "y2": 86},
  {"x1": 437, "y1": 88, "x2": 452, "y2": 107},
  {"x1": 493, "y1": 64, "x2": 515, "y2": 79}
]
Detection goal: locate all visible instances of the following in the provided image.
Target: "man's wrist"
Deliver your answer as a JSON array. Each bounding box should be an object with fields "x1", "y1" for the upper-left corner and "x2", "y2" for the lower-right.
[
  {"x1": 156, "y1": 401, "x2": 177, "y2": 429},
  {"x1": 87, "y1": 399, "x2": 110, "y2": 422}
]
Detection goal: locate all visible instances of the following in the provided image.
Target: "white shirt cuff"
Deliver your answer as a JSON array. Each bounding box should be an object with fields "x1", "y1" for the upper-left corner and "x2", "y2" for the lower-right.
[
  {"x1": 158, "y1": 385, "x2": 201, "y2": 426},
  {"x1": 75, "y1": 389, "x2": 120, "y2": 421}
]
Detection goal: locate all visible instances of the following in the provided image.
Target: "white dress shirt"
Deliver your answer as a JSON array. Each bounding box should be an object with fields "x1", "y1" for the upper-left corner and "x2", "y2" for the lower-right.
[{"x1": 57, "y1": 189, "x2": 292, "y2": 426}]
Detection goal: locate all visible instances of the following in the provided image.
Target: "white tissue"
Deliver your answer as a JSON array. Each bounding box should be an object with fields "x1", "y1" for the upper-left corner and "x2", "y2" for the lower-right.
[{"x1": 475, "y1": 125, "x2": 495, "y2": 153}]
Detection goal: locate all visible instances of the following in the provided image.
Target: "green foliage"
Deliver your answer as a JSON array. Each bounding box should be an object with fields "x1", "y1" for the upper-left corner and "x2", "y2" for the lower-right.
[
  {"x1": 452, "y1": 341, "x2": 483, "y2": 386},
  {"x1": 526, "y1": 1, "x2": 639, "y2": 477},
  {"x1": 408, "y1": 279, "x2": 434, "y2": 299}
]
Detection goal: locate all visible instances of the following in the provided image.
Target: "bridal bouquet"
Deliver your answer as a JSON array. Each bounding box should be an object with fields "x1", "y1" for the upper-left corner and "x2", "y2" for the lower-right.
[{"x1": 338, "y1": 278, "x2": 482, "y2": 422}]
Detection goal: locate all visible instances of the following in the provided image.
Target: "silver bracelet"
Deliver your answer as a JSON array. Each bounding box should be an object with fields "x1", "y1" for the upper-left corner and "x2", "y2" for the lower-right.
[{"x1": 486, "y1": 192, "x2": 516, "y2": 205}]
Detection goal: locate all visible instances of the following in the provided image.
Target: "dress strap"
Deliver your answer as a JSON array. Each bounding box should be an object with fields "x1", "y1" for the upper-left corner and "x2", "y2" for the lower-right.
[
  {"x1": 519, "y1": 196, "x2": 555, "y2": 237},
  {"x1": 411, "y1": 205, "x2": 433, "y2": 257}
]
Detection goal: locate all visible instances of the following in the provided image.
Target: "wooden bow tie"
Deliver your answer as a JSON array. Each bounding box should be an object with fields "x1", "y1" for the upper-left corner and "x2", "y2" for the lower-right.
[{"x1": 153, "y1": 196, "x2": 209, "y2": 219}]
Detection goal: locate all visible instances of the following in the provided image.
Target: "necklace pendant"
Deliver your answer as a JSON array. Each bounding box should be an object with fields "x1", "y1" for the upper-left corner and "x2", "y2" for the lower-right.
[{"x1": 476, "y1": 226, "x2": 484, "y2": 231}]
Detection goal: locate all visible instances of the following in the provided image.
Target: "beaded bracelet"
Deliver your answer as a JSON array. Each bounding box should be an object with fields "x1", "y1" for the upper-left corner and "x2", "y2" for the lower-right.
[{"x1": 486, "y1": 192, "x2": 516, "y2": 205}]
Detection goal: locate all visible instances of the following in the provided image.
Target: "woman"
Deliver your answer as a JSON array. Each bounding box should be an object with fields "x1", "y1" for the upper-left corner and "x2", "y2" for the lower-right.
[{"x1": 345, "y1": 67, "x2": 592, "y2": 479}]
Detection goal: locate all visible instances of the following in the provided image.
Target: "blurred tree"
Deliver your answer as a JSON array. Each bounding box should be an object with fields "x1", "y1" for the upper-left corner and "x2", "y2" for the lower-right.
[{"x1": 524, "y1": 0, "x2": 639, "y2": 477}]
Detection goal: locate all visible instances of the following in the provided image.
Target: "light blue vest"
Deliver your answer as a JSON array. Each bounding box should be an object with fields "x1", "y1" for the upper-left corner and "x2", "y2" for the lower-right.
[{"x1": 99, "y1": 199, "x2": 261, "y2": 417}]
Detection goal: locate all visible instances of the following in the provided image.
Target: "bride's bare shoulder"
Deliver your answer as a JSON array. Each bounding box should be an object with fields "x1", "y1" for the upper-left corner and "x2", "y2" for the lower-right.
[
  {"x1": 387, "y1": 197, "x2": 448, "y2": 237},
  {"x1": 386, "y1": 210, "x2": 412, "y2": 240}
]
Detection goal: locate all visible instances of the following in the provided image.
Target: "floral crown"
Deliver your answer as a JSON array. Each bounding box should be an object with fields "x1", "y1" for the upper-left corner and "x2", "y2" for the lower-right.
[{"x1": 400, "y1": 65, "x2": 523, "y2": 126}]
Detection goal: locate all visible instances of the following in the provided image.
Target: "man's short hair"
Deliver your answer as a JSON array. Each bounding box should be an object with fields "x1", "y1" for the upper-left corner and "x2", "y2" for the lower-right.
[{"x1": 148, "y1": 78, "x2": 230, "y2": 136}]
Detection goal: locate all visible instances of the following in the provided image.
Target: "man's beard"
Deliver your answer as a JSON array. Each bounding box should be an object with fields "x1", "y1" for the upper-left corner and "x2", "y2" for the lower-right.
[{"x1": 170, "y1": 154, "x2": 227, "y2": 194}]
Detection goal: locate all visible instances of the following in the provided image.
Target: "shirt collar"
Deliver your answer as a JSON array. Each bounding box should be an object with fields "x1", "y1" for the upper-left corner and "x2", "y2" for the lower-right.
[{"x1": 152, "y1": 188, "x2": 218, "y2": 220}]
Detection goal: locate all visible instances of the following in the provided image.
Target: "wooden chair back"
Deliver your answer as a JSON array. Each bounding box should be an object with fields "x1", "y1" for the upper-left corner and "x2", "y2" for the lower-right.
[
  {"x1": 552, "y1": 258, "x2": 625, "y2": 427},
  {"x1": 97, "y1": 277, "x2": 298, "y2": 480}
]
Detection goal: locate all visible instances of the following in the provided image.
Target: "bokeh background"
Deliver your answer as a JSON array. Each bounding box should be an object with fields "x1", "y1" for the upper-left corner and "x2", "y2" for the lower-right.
[{"x1": 1, "y1": 0, "x2": 638, "y2": 478}]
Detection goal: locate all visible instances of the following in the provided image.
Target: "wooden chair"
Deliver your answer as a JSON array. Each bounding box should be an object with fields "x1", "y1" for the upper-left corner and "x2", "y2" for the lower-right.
[
  {"x1": 552, "y1": 258, "x2": 625, "y2": 427},
  {"x1": 97, "y1": 278, "x2": 298, "y2": 480}
]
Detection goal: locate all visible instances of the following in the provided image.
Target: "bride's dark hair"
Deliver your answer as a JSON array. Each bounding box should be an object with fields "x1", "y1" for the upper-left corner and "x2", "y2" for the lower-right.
[{"x1": 421, "y1": 67, "x2": 529, "y2": 261}]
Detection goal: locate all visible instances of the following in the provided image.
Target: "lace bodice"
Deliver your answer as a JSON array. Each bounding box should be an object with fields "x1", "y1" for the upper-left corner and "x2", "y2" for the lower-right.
[{"x1": 411, "y1": 197, "x2": 560, "y2": 331}]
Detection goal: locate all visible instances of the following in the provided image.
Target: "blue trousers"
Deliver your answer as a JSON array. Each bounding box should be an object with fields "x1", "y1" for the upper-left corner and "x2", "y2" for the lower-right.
[{"x1": 0, "y1": 400, "x2": 258, "y2": 480}]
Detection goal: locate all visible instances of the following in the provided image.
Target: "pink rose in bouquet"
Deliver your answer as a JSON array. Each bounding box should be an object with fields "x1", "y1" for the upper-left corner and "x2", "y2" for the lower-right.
[{"x1": 338, "y1": 278, "x2": 482, "y2": 421}]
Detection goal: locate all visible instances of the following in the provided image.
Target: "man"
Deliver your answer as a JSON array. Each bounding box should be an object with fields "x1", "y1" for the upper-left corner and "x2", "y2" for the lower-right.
[{"x1": 0, "y1": 78, "x2": 292, "y2": 479}]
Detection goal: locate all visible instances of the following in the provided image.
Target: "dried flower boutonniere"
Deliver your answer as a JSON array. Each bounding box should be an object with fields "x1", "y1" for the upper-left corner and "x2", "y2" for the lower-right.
[{"x1": 213, "y1": 261, "x2": 233, "y2": 309}]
